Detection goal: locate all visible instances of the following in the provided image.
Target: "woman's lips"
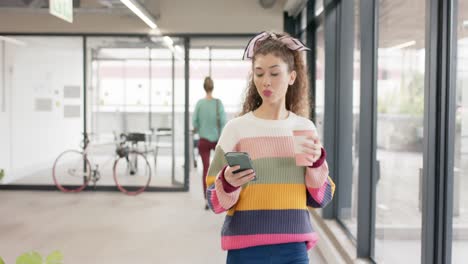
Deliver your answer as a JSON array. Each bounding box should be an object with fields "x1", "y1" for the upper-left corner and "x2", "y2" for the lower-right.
[{"x1": 262, "y1": 90, "x2": 272, "y2": 97}]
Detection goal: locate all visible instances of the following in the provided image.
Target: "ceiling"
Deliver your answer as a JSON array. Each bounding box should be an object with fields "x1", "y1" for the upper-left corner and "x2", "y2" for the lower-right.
[{"x1": 2, "y1": 0, "x2": 468, "y2": 47}]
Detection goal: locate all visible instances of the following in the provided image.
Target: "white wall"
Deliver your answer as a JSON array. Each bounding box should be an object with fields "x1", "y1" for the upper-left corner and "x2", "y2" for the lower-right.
[
  {"x1": 0, "y1": 0, "x2": 285, "y2": 34},
  {"x1": 2, "y1": 37, "x2": 83, "y2": 183},
  {"x1": 0, "y1": 40, "x2": 11, "y2": 182}
]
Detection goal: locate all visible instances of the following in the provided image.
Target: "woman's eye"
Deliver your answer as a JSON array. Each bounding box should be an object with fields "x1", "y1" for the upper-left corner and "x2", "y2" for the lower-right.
[
  {"x1": 270, "y1": 73, "x2": 279, "y2": 76},
  {"x1": 255, "y1": 73, "x2": 264, "y2": 77}
]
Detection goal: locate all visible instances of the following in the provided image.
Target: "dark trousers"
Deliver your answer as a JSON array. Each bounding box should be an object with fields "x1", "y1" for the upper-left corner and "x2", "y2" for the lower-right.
[
  {"x1": 227, "y1": 242, "x2": 309, "y2": 264},
  {"x1": 198, "y1": 138, "x2": 217, "y2": 198}
]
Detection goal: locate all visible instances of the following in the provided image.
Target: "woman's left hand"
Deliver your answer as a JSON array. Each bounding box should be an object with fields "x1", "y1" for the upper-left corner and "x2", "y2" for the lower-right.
[{"x1": 301, "y1": 134, "x2": 322, "y2": 164}]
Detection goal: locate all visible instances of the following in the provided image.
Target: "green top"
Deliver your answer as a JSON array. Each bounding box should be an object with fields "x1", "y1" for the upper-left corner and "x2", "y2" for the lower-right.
[{"x1": 192, "y1": 98, "x2": 226, "y2": 142}]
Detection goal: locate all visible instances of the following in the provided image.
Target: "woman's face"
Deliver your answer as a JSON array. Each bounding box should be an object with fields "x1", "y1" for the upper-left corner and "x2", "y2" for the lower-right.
[{"x1": 253, "y1": 53, "x2": 296, "y2": 106}]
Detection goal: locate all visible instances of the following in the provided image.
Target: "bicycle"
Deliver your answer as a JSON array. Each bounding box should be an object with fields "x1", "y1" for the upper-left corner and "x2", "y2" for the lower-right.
[{"x1": 52, "y1": 132, "x2": 152, "y2": 195}]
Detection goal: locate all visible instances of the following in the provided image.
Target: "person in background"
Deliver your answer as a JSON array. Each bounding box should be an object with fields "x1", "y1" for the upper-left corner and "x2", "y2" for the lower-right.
[
  {"x1": 205, "y1": 32, "x2": 335, "y2": 263},
  {"x1": 192, "y1": 76, "x2": 227, "y2": 210}
]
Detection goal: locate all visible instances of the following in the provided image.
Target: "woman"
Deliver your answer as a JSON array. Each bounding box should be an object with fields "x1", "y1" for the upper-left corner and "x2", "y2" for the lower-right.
[
  {"x1": 192, "y1": 76, "x2": 226, "y2": 209},
  {"x1": 205, "y1": 32, "x2": 335, "y2": 263}
]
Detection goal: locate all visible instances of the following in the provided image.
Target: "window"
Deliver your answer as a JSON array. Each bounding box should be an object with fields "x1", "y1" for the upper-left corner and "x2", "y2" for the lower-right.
[
  {"x1": 453, "y1": 2, "x2": 468, "y2": 262},
  {"x1": 375, "y1": 1, "x2": 426, "y2": 262},
  {"x1": 338, "y1": 0, "x2": 361, "y2": 238},
  {"x1": 315, "y1": 26, "x2": 325, "y2": 142}
]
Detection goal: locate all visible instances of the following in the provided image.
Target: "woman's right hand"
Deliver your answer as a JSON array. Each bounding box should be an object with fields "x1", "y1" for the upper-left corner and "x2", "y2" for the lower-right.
[{"x1": 224, "y1": 166, "x2": 256, "y2": 187}]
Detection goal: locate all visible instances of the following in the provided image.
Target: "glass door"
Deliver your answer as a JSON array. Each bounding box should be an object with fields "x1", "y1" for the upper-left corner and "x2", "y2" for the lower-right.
[{"x1": 88, "y1": 36, "x2": 186, "y2": 189}]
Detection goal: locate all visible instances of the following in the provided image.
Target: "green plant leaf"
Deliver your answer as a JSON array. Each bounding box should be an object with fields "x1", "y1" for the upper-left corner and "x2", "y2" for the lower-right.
[
  {"x1": 45, "y1": 251, "x2": 63, "y2": 264},
  {"x1": 0, "y1": 256, "x2": 5, "y2": 264},
  {"x1": 16, "y1": 251, "x2": 42, "y2": 264}
]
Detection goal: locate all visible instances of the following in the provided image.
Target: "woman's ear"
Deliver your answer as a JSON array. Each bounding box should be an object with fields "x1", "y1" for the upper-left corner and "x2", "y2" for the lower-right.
[{"x1": 289, "y1": 70, "x2": 297, "y2": 85}]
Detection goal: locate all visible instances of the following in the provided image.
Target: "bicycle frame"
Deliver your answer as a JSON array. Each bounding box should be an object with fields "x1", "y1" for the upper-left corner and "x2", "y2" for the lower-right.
[{"x1": 53, "y1": 131, "x2": 152, "y2": 195}]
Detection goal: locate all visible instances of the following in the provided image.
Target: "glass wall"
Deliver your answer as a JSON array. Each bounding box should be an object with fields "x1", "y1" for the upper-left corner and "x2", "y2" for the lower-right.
[
  {"x1": 315, "y1": 26, "x2": 325, "y2": 142},
  {"x1": 0, "y1": 35, "x2": 263, "y2": 192},
  {"x1": 173, "y1": 52, "x2": 185, "y2": 185},
  {"x1": 302, "y1": 0, "x2": 463, "y2": 262},
  {"x1": 189, "y1": 46, "x2": 250, "y2": 119},
  {"x1": 87, "y1": 36, "x2": 186, "y2": 188},
  {"x1": 375, "y1": 1, "x2": 425, "y2": 262},
  {"x1": 210, "y1": 49, "x2": 250, "y2": 116},
  {"x1": 454, "y1": 1, "x2": 468, "y2": 262},
  {"x1": 189, "y1": 42, "x2": 250, "y2": 191},
  {"x1": 338, "y1": 0, "x2": 361, "y2": 238},
  {"x1": 0, "y1": 35, "x2": 190, "y2": 190}
]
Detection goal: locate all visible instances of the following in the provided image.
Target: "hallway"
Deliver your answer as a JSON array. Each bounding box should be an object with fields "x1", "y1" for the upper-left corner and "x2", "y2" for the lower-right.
[{"x1": 0, "y1": 171, "x2": 326, "y2": 263}]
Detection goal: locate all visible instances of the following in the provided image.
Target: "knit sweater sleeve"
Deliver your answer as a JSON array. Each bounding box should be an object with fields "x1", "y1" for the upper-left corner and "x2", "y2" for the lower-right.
[
  {"x1": 205, "y1": 120, "x2": 241, "y2": 214},
  {"x1": 298, "y1": 118, "x2": 335, "y2": 208},
  {"x1": 305, "y1": 160, "x2": 335, "y2": 208}
]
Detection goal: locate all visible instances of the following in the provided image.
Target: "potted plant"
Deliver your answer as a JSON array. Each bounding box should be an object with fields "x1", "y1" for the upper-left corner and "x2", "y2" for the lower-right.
[{"x1": 0, "y1": 251, "x2": 63, "y2": 264}]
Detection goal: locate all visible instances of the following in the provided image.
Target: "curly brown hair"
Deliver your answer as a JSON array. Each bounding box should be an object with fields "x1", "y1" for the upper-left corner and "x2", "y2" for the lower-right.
[{"x1": 240, "y1": 32, "x2": 310, "y2": 118}]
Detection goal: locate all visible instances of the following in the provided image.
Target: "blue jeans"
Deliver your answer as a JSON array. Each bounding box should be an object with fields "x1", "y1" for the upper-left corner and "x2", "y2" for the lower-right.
[{"x1": 227, "y1": 242, "x2": 309, "y2": 264}]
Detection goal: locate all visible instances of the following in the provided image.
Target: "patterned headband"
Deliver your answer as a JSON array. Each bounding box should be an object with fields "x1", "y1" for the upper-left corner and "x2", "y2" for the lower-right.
[{"x1": 242, "y1": 31, "x2": 311, "y2": 60}]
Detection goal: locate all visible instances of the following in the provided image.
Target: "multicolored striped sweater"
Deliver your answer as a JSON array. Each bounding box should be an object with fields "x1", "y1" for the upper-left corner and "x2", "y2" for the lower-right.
[{"x1": 206, "y1": 111, "x2": 335, "y2": 251}]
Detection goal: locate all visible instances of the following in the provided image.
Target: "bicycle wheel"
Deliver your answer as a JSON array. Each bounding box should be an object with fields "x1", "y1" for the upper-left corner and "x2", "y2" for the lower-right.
[
  {"x1": 113, "y1": 151, "x2": 151, "y2": 195},
  {"x1": 52, "y1": 150, "x2": 90, "y2": 192}
]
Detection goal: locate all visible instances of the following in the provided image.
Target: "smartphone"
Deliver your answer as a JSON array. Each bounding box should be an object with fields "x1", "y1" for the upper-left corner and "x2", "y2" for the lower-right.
[{"x1": 224, "y1": 152, "x2": 256, "y2": 180}]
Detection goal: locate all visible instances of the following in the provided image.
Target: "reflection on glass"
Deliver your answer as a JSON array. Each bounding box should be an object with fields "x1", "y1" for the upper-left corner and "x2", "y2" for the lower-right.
[
  {"x1": 375, "y1": 1, "x2": 425, "y2": 262},
  {"x1": 339, "y1": 0, "x2": 360, "y2": 238},
  {"x1": 453, "y1": 2, "x2": 468, "y2": 261},
  {"x1": 88, "y1": 37, "x2": 185, "y2": 188},
  {"x1": 314, "y1": 25, "x2": 325, "y2": 217},
  {"x1": 316, "y1": 26, "x2": 325, "y2": 142}
]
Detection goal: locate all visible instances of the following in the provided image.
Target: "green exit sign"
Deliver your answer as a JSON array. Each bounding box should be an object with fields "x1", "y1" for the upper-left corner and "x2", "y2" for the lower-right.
[{"x1": 50, "y1": 0, "x2": 73, "y2": 23}]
